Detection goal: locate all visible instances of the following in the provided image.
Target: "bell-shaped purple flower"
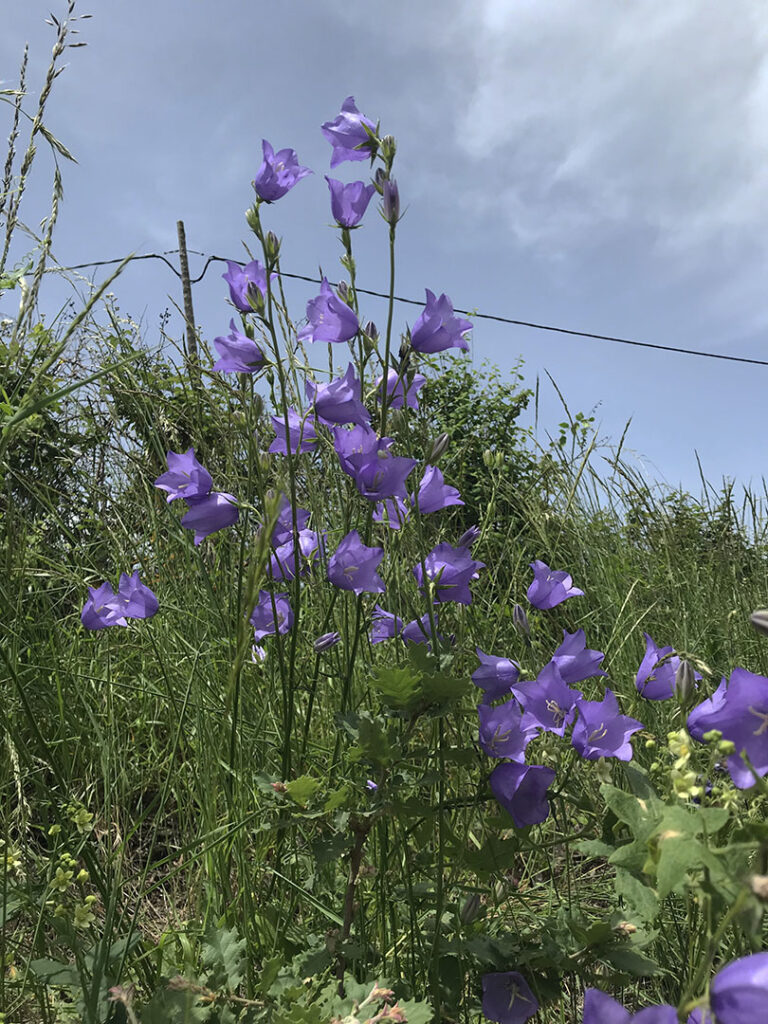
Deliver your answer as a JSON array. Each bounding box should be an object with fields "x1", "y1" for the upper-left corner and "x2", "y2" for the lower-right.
[
  {"x1": 270, "y1": 494, "x2": 311, "y2": 546},
  {"x1": 327, "y1": 529, "x2": 385, "y2": 596},
  {"x1": 636, "y1": 632, "x2": 701, "y2": 701},
  {"x1": 268, "y1": 408, "x2": 318, "y2": 456},
  {"x1": 710, "y1": 952, "x2": 768, "y2": 1024},
  {"x1": 306, "y1": 365, "x2": 370, "y2": 426},
  {"x1": 154, "y1": 448, "x2": 212, "y2": 504},
  {"x1": 377, "y1": 369, "x2": 426, "y2": 411},
  {"x1": 181, "y1": 491, "x2": 238, "y2": 546},
  {"x1": 552, "y1": 629, "x2": 607, "y2": 685},
  {"x1": 252, "y1": 139, "x2": 312, "y2": 202},
  {"x1": 370, "y1": 605, "x2": 403, "y2": 644},
  {"x1": 325, "y1": 177, "x2": 376, "y2": 228},
  {"x1": 213, "y1": 319, "x2": 265, "y2": 373},
  {"x1": 582, "y1": 990, "x2": 677, "y2": 1024},
  {"x1": 413, "y1": 542, "x2": 484, "y2": 605},
  {"x1": 458, "y1": 524, "x2": 481, "y2": 548},
  {"x1": 372, "y1": 496, "x2": 409, "y2": 530},
  {"x1": 347, "y1": 449, "x2": 418, "y2": 501},
  {"x1": 81, "y1": 581, "x2": 128, "y2": 630},
  {"x1": 413, "y1": 465, "x2": 464, "y2": 514},
  {"x1": 333, "y1": 425, "x2": 391, "y2": 475},
  {"x1": 114, "y1": 570, "x2": 160, "y2": 620},
  {"x1": 489, "y1": 762, "x2": 556, "y2": 828},
  {"x1": 222, "y1": 260, "x2": 271, "y2": 313},
  {"x1": 314, "y1": 631, "x2": 341, "y2": 653},
  {"x1": 527, "y1": 559, "x2": 584, "y2": 610},
  {"x1": 686, "y1": 1011, "x2": 714, "y2": 1024},
  {"x1": 81, "y1": 573, "x2": 159, "y2": 630},
  {"x1": 410, "y1": 289, "x2": 472, "y2": 354},
  {"x1": 512, "y1": 662, "x2": 582, "y2": 737},
  {"x1": 249, "y1": 590, "x2": 293, "y2": 642},
  {"x1": 321, "y1": 96, "x2": 377, "y2": 167},
  {"x1": 402, "y1": 612, "x2": 444, "y2": 647},
  {"x1": 298, "y1": 277, "x2": 359, "y2": 345},
  {"x1": 478, "y1": 699, "x2": 538, "y2": 760},
  {"x1": 269, "y1": 530, "x2": 323, "y2": 581},
  {"x1": 571, "y1": 689, "x2": 643, "y2": 761},
  {"x1": 686, "y1": 668, "x2": 768, "y2": 788},
  {"x1": 472, "y1": 649, "x2": 521, "y2": 704},
  {"x1": 481, "y1": 972, "x2": 539, "y2": 1024}
]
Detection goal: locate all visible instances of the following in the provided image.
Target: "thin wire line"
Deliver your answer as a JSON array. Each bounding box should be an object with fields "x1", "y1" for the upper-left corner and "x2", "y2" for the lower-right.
[{"x1": 42, "y1": 248, "x2": 768, "y2": 368}]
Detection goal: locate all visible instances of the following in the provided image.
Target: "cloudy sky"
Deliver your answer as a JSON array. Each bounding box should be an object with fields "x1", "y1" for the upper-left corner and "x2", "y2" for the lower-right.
[{"x1": 3, "y1": 0, "x2": 768, "y2": 499}]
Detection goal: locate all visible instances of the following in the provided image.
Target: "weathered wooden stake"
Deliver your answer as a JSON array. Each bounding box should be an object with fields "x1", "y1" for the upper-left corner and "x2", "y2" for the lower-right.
[{"x1": 176, "y1": 219, "x2": 201, "y2": 389}]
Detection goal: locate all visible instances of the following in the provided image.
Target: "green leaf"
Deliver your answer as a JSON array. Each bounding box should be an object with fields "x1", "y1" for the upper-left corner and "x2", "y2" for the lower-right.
[
  {"x1": 29, "y1": 957, "x2": 80, "y2": 988},
  {"x1": 371, "y1": 665, "x2": 423, "y2": 710},
  {"x1": 202, "y1": 924, "x2": 247, "y2": 991},
  {"x1": 349, "y1": 714, "x2": 395, "y2": 767},
  {"x1": 323, "y1": 785, "x2": 350, "y2": 813},
  {"x1": 285, "y1": 776, "x2": 321, "y2": 807},
  {"x1": 398, "y1": 997, "x2": 434, "y2": 1024},
  {"x1": 602, "y1": 945, "x2": 659, "y2": 977},
  {"x1": 614, "y1": 867, "x2": 659, "y2": 923}
]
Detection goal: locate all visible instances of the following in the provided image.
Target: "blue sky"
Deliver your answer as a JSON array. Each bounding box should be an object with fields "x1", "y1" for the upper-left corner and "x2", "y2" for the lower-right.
[{"x1": 3, "y1": 1, "x2": 768, "y2": 498}]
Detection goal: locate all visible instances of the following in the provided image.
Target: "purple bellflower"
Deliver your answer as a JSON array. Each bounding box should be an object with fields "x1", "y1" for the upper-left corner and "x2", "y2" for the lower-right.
[
  {"x1": 489, "y1": 762, "x2": 556, "y2": 828},
  {"x1": 413, "y1": 541, "x2": 484, "y2": 605},
  {"x1": 321, "y1": 96, "x2": 377, "y2": 167},
  {"x1": 222, "y1": 260, "x2": 271, "y2": 313},
  {"x1": 636, "y1": 632, "x2": 701, "y2": 701},
  {"x1": 346, "y1": 449, "x2": 418, "y2": 501},
  {"x1": 252, "y1": 139, "x2": 312, "y2": 202},
  {"x1": 249, "y1": 590, "x2": 293, "y2": 643},
  {"x1": 472, "y1": 648, "x2": 521, "y2": 704},
  {"x1": 154, "y1": 448, "x2": 212, "y2": 504},
  {"x1": 571, "y1": 689, "x2": 643, "y2": 761},
  {"x1": 551, "y1": 628, "x2": 607, "y2": 685},
  {"x1": 268, "y1": 408, "x2": 318, "y2": 456},
  {"x1": 370, "y1": 605, "x2": 403, "y2": 644},
  {"x1": 458, "y1": 524, "x2": 481, "y2": 548},
  {"x1": 512, "y1": 662, "x2": 582, "y2": 737},
  {"x1": 686, "y1": 668, "x2": 768, "y2": 788},
  {"x1": 213, "y1": 319, "x2": 265, "y2": 373},
  {"x1": 269, "y1": 530, "x2": 324, "y2": 581},
  {"x1": 413, "y1": 465, "x2": 464, "y2": 514},
  {"x1": 686, "y1": 1011, "x2": 714, "y2": 1024},
  {"x1": 527, "y1": 559, "x2": 584, "y2": 610},
  {"x1": 710, "y1": 951, "x2": 768, "y2": 1024},
  {"x1": 402, "y1": 612, "x2": 444, "y2": 647},
  {"x1": 306, "y1": 365, "x2": 370, "y2": 426},
  {"x1": 333, "y1": 424, "x2": 391, "y2": 475},
  {"x1": 478, "y1": 699, "x2": 538, "y2": 760},
  {"x1": 327, "y1": 529, "x2": 385, "y2": 596},
  {"x1": 81, "y1": 572, "x2": 159, "y2": 630},
  {"x1": 377, "y1": 368, "x2": 426, "y2": 410},
  {"x1": 582, "y1": 990, "x2": 677, "y2": 1024},
  {"x1": 181, "y1": 491, "x2": 239, "y2": 545},
  {"x1": 481, "y1": 972, "x2": 539, "y2": 1024},
  {"x1": 314, "y1": 631, "x2": 341, "y2": 653},
  {"x1": 410, "y1": 289, "x2": 472, "y2": 354},
  {"x1": 325, "y1": 177, "x2": 376, "y2": 227},
  {"x1": 298, "y1": 277, "x2": 359, "y2": 345},
  {"x1": 373, "y1": 496, "x2": 409, "y2": 530},
  {"x1": 270, "y1": 495, "x2": 311, "y2": 546}
]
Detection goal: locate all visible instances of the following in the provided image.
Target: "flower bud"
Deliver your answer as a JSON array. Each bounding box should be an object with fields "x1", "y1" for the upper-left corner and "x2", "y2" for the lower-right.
[
  {"x1": 459, "y1": 892, "x2": 482, "y2": 925},
  {"x1": 265, "y1": 230, "x2": 281, "y2": 262},
  {"x1": 245, "y1": 204, "x2": 261, "y2": 233},
  {"x1": 313, "y1": 631, "x2": 340, "y2": 653},
  {"x1": 251, "y1": 393, "x2": 264, "y2": 421},
  {"x1": 374, "y1": 167, "x2": 387, "y2": 195},
  {"x1": 337, "y1": 280, "x2": 349, "y2": 301},
  {"x1": 363, "y1": 321, "x2": 379, "y2": 342},
  {"x1": 246, "y1": 281, "x2": 266, "y2": 316},
  {"x1": 751, "y1": 610, "x2": 768, "y2": 636},
  {"x1": 458, "y1": 525, "x2": 480, "y2": 548},
  {"x1": 674, "y1": 659, "x2": 697, "y2": 707},
  {"x1": 512, "y1": 603, "x2": 530, "y2": 638},
  {"x1": 426, "y1": 432, "x2": 450, "y2": 464},
  {"x1": 382, "y1": 179, "x2": 400, "y2": 226},
  {"x1": 482, "y1": 449, "x2": 494, "y2": 468},
  {"x1": 702, "y1": 729, "x2": 722, "y2": 744},
  {"x1": 380, "y1": 134, "x2": 397, "y2": 164},
  {"x1": 717, "y1": 739, "x2": 736, "y2": 756}
]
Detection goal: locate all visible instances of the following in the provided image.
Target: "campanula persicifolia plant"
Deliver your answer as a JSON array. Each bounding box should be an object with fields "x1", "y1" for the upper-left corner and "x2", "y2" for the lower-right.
[{"x1": 7, "y1": 51, "x2": 768, "y2": 1021}]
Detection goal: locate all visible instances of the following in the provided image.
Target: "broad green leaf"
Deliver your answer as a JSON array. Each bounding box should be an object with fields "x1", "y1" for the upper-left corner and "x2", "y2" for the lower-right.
[{"x1": 285, "y1": 775, "x2": 321, "y2": 807}]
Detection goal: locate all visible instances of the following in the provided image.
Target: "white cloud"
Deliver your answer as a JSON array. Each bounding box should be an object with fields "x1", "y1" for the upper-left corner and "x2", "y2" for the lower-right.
[{"x1": 449, "y1": 0, "x2": 768, "y2": 264}]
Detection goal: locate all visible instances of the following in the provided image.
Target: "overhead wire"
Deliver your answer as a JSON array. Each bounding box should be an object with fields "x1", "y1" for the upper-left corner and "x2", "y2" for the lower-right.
[{"x1": 41, "y1": 247, "x2": 768, "y2": 369}]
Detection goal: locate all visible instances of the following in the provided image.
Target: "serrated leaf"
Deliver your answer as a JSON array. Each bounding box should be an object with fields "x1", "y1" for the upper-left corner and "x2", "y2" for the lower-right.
[
  {"x1": 323, "y1": 785, "x2": 350, "y2": 812},
  {"x1": 372, "y1": 665, "x2": 423, "y2": 709},
  {"x1": 614, "y1": 867, "x2": 659, "y2": 923},
  {"x1": 349, "y1": 714, "x2": 395, "y2": 766},
  {"x1": 202, "y1": 925, "x2": 246, "y2": 991},
  {"x1": 398, "y1": 997, "x2": 434, "y2": 1024},
  {"x1": 285, "y1": 776, "x2": 321, "y2": 807},
  {"x1": 575, "y1": 839, "x2": 614, "y2": 859}
]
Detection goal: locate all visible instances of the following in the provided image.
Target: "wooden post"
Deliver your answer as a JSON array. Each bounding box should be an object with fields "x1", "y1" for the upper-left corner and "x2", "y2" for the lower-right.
[{"x1": 176, "y1": 219, "x2": 201, "y2": 389}]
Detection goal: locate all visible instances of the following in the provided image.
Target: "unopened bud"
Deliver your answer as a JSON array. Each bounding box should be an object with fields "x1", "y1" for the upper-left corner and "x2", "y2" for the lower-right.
[
  {"x1": 380, "y1": 135, "x2": 397, "y2": 164},
  {"x1": 245, "y1": 204, "x2": 261, "y2": 233},
  {"x1": 426, "y1": 432, "x2": 450, "y2": 464},
  {"x1": 749, "y1": 874, "x2": 768, "y2": 902},
  {"x1": 512, "y1": 603, "x2": 530, "y2": 638},
  {"x1": 458, "y1": 525, "x2": 480, "y2": 548},
  {"x1": 482, "y1": 449, "x2": 494, "y2": 468},
  {"x1": 313, "y1": 631, "x2": 340, "y2": 653},
  {"x1": 265, "y1": 231, "x2": 281, "y2": 262},
  {"x1": 374, "y1": 167, "x2": 387, "y2": 194},
  {"x1": 251, "y1": 393, "x2": 264, "y2": 421},
  {"x1": 751, "y1": 610, "x2": 768, "y2": 636},
  {"x1": 459, "y1": 892, "x2": 482, "y2": 925},
  {"x1": 717, "y1": 739, "x2": 736, "y2": 756},
  {"x1": 271, "y1": 781, "x2": 287, "y2": 794},
  {"x1": 246, "y1": 281, "x2": 265, "y2": 315},
  {"x1": 675, "y1": 659, "x2": 697, "y2": 707},
  {"x1": 363, "y1": 321, "x2": 379, "y2": 342},
  {"x1": 702, "y1": 729, "x2": 722, "y2": 744},
  {"x1": 337, "y1": 280, "x2": 349, "y2": 301},
  {"x1": 382, "y1": 178, "x2": 400, "y2": 226}
]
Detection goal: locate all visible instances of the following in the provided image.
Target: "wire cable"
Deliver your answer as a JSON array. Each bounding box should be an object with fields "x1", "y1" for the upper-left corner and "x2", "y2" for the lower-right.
[{"x1": 43, "y1": 248, "x2": 768, "y2": 368}]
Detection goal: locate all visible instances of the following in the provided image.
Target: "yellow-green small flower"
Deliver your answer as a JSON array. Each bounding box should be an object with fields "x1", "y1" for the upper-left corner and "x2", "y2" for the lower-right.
[
  {"x1": 73, "y1": 903, "x2": 95, "y2": 930},
  {"x1": 48, "y1": 824, "x2": 61, "y2": 837},
  {"x1": 53, "y1": 903, "x2": 68, "y2": 918},
  {"x1": 76, "y1": 869, "x2": 90, "y2": 884},
  {"x1": 51, "y1": 867, "x2": 73, "y2": 892},
  {"x1": 672, "y1": 768, "x2": 703, "y2": 800}
]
